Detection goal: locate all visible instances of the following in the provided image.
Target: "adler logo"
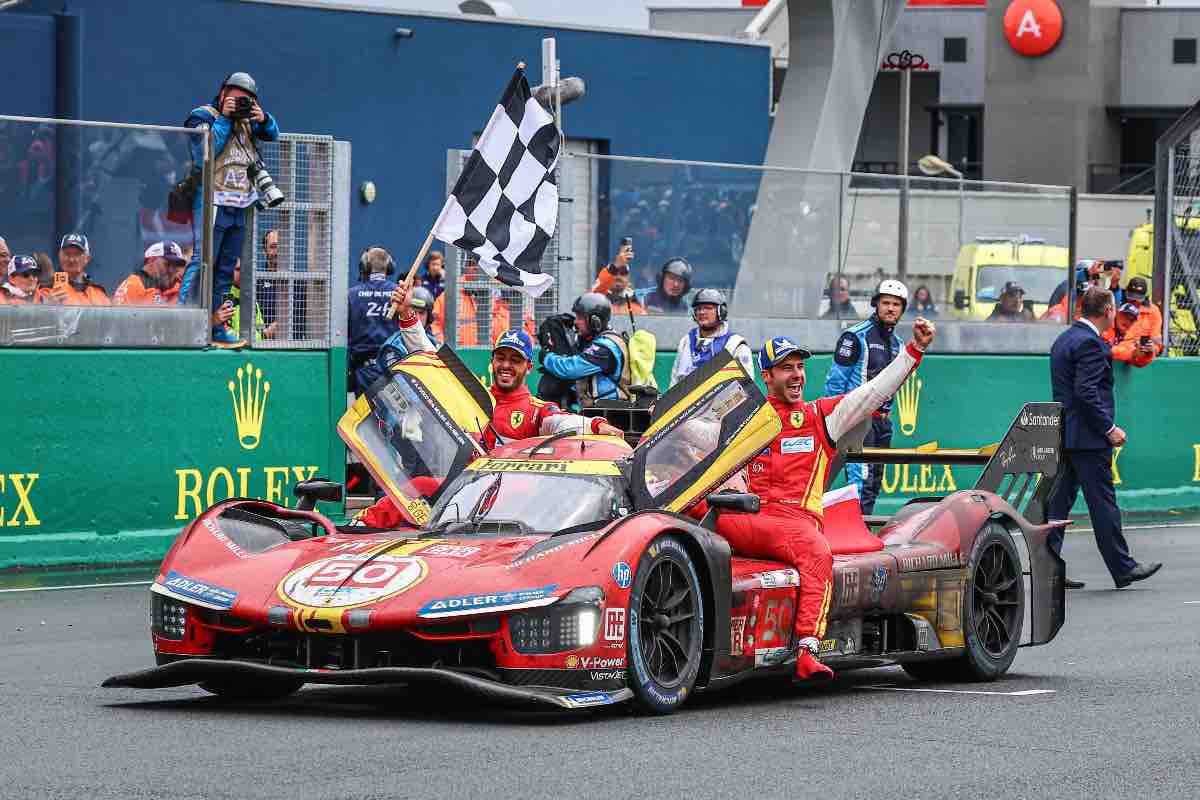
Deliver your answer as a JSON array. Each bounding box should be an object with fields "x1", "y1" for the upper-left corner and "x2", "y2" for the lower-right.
[{"x1": 229, "y1": 361, "x2": 270, "y2": 450}]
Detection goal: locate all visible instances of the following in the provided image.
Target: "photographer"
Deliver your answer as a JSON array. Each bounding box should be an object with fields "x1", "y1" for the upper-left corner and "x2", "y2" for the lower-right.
[{"x1": 177, "y1": 72, "x2": 280, "y2": 349}]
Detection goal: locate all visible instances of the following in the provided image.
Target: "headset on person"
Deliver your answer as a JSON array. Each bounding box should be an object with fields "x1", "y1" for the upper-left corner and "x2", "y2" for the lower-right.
[
  {"x1": 358, "y1": 246, "x2": 395, "y2": 279},
  {"x1": 691, "y1": 287, "x2": 728, "y2": 323}
]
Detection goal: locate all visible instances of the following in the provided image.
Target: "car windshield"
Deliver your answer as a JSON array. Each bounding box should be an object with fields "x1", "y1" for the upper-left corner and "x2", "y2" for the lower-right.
[
  {"x1": 427, "y1": 470, "x2": 627, "y2": 535},
  {"x1": 976, "y1": 265, "x2": 1066, "y2": 303}
]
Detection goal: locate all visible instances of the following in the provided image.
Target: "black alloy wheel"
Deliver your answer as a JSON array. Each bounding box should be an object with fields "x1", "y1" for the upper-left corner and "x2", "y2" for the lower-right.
[
  {"x1": 903, "y1": 521, "x2": 1025, "y2": 683},
  {"x1": 627, "y1": 535, "x2": 705, "y2": 714}
]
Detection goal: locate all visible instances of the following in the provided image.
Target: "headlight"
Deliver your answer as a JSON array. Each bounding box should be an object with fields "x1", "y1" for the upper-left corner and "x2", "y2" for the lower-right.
[
  {"x1": 151, "y1": 593, "x2": 189, "y2": 640},
  {"x1": 508, "y1": 587, "x2": 603, "y2": 655}
]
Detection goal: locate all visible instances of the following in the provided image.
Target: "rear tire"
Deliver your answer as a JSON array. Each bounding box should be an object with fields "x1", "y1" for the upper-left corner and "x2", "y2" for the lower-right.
[
  {"x1": 627, "y1": 534, "x2": 705, "y2": 715},
  {"x1": 902, "y1": 521, "x2": 1024, "y2": 683}
]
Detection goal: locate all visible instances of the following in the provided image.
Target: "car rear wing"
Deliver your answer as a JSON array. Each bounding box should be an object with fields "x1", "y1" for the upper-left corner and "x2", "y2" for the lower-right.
[{"x1": 838, "y1": 402, "x2": 1064, "y2": 526}]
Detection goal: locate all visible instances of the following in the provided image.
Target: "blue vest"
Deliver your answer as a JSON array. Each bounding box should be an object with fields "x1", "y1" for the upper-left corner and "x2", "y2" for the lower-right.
[
  {"x1": 688, "y1": 327, "x2": 736, "y2": 371},
  {"x1": 348, "y1": 274, "x2": 398, "y2": 358}
]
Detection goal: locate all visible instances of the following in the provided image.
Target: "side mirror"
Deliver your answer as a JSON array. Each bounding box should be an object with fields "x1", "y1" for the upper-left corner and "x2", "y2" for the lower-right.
[
  {"x1": 294, "y1": 478, "x2": 343, "y2": 512},
  {"x1": 954, "y1": 289, "x2": 969, "y2": 310},
  {"x1": 706, "y1": 492, "x2": 760, "y2": 514}
]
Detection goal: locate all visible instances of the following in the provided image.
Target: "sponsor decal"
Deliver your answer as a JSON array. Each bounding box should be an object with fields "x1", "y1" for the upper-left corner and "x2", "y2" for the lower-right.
[
  {"x1": 328, "y1": 538, "x2": 396, "y2": 553},
  {"x1": 420, "y1": 543, "x2": 480, "y2": 558},
  {"x1": 836, "y1": 568, "x2": 859, "y2": 605},
  {"x1": 565, "y1": 655, "x2": 626, "y2": 670},
  {"x1": 730, "y1": 615, "x2": 747, "y2": 654},
  {"x1": 162, "y1": 570, "x2": 238, "y2": 610},
  {"x1": 896, "y1": 374, "x2": 921, "y2": 437},
  {"x1": 506, "y1": 531, "x2": 602, "y2": 569},
  {"x1": 0, "y1": 472, "x2": 40, "y2": 528},
  {"x1": 789, "y1": 410, "x2": 805, "y2": 429},
  {"x1": 898, "y1": 552, "x2": 961, "y2": 571},
  {"x1": 473, "y1": 458, "x2": 567, "y2": 473},
  {"x1": 843, "y1": 635, "x2": 855, "y2": 655},
  {"x1": 751, "y1": 461, "x2": 765, "y2": 475},
  {"x1": 280, "y1": 555, "x2": 427, "y2": 608},
  {"x1": 757, "y1": 569, "x2": 800, "y2": 589},
  {"x1": 562, "y1": 691, "x2": 612, "y2": 708},
  {"x1": 1018, "y1": 409, "x2": 1059, "y2": 428},
  {"x1": 612, "y1": 561, "x2": 632, "y2": 589},
  {"x1": 754, "y1": 646, "x2": 791, "y2": 667},
  {"x1": 510, "y1": 410, "x2": 525, "y2": 428},
  {"x1": 228, "y1": 361, "x2": 270, "y2": 451},
  {"x1": 590, "y1": 670, "x2": 625, "y2": 682},
  {"x1": 201, "y1": 518, "x2": 249, "y2": 559},
  {"x1": 819, "y1": 638, "x2": 837, "y2": 654},
  {"x1": 1031, "y1": 445, "x2": 1055, "y2": 463},
  {"x1": 869, "y1": 565, "x2": 887, "y2": 602},
  {"x1": 880, "y1": 459, "x2": 957, "y2": 496},
  {"x1": 780, "y1": 436, "x2": 814, "y2": 454},
  {"x1": 418, "y1": 584, "x2": 558, "y2": 618},
  {"x1": 603, "y1": 608, "x2": 626, "y2": 643}
]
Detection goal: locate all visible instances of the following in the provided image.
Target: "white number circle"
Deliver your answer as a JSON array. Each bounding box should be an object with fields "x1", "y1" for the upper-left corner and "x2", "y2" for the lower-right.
[{"x1": 280, "y1": 555, "x2": 427, "y2": 608}]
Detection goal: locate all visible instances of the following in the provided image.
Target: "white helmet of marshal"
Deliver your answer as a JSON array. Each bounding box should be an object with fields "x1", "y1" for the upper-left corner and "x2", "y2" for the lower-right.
[{"x1": 872, "y1": 278, "x2": 909, "y2": 310}]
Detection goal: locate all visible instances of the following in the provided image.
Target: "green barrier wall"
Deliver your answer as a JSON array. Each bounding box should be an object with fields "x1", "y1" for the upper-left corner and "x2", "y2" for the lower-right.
[
  {"x1": 458, "y1": 349, "x2": 1200, "y2": 515},
  {"x1": 0, "y1": 348, "x2": 346, "y2": 569}
]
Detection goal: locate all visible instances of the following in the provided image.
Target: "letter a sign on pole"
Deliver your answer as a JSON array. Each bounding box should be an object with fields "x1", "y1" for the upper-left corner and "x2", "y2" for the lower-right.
[{"x1": 1004, "y1": 0, "x2": 1063, "y2": 58}]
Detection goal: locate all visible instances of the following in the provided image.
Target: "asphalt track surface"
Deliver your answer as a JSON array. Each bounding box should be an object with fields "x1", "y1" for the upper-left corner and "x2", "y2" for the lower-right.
[{"x1": 3, "y1": 526, "x2": 1199, "y2": 800}]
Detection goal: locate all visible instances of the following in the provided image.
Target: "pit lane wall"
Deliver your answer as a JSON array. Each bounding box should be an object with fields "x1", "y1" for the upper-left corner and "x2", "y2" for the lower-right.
[
  {"x1": 0, "y1": 348, "x2": 346, "y2": 569},
  {"x1": 458, "y1": 350, "x2": 1200, "y2": 516}
]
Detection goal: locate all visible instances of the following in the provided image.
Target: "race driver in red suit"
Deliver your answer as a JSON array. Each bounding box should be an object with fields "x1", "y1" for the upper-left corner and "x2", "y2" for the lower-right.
[
  {"x1": 712, "y1": 318, "x2": 936, "y2": 682},
  {"x1": 354, "y1": 284, "x2": 623, "y2": 528}
]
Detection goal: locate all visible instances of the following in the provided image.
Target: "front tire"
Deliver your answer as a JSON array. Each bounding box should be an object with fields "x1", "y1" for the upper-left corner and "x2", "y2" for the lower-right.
[
  {"x1": 902, "y1": 521, "x2": 1025, "y2": 682},
  {"x1": 627, "y1": 534, "x2": 705, "y2": 715}
]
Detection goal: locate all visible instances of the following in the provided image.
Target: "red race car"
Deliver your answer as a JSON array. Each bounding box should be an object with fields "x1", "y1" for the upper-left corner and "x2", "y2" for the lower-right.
[{"x1": 104, "y1": 349, "x2": 1065, "y2": 714}]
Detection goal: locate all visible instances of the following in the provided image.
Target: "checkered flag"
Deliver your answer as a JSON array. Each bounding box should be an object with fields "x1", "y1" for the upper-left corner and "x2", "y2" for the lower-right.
[{"x1": 433, "y1": 67, "x2": 562, "y2": 299}]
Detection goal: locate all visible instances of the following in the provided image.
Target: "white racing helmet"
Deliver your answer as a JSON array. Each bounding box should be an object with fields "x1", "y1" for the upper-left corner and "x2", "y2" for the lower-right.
[{"x1": 871, "y1": 279, "x2": 909, "y2": 311}]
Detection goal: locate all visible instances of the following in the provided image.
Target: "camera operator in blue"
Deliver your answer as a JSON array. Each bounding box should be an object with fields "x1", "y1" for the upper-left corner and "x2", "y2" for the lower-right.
[
  {"x1": 540, "y1": 292, "x2": 631, "y2": 408},
  {"x1": 347, "y1": 246, "x2": 401, "y2": 394},
  {"x1": 824, "y1": 279, "x2": 907, "y2": 514},
  {"x1": 179, "y1": 71, "x2": 280, "y2": 349}
]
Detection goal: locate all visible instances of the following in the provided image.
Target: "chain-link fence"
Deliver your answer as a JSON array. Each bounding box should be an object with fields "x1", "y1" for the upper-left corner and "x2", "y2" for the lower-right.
[
  {"x1": 1155, "y1": 113, "x2": 1200, "y2": 355},
  {"x1": 244, "y1": 134, "x2": 336, "y2": 348}
]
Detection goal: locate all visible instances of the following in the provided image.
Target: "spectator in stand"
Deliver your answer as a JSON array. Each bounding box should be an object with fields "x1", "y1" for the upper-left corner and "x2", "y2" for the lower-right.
[
  {"x1": 1104, "y1": 303, "x2": 1158, "y2": 367},
  {"x1": 178, "y1": 72, "x2": 280, "y2": 349},
  {"x1": 42, "y1": 233, "x2": 109, "y2": 306},
  {"x1": 114, "y1": 242, "x2": 187, "y2": 306},
  {"x1": 988, "y1": 281, "x2": 1034, "y2": 322},
  {"x1": 420, "y1": 250, "x2": 446, "y2": 301},
  {"x1": 1120, "y1": 277, "x2": 1163, "y2": 349},
  {"x1": 820, "y1": 275, "x2": 858, "y2": 320},
  {"x1": 1, "y1": 254, "x2": 41, "y2": 304},
  {"x1": 670, "y1": 288, "x2": 753, "y2": 385},
  {"x1": 0, "y1": 237, "x2": 10, "y2": 278},
  {"x1": 591, "y1": 240, "x2": 646, "y2": 316},
  {"x1": 907, "y1": 284, "x2": 938, "y2": 318},
  {"x1": 642, "y1": 258, "x2": 692, "y2": 314},
  {"x1": 348, "y1": 247, "x2": 399, "y2": 393}
]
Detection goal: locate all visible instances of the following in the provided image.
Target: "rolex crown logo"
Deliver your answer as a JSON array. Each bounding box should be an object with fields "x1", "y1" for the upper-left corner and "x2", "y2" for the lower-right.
[
  {"x1": 896, "y1": 374, "x2": 922, "y2": 437},
  {"x1": 229, "y1": 361, "x2": 270, "y2": 450}
]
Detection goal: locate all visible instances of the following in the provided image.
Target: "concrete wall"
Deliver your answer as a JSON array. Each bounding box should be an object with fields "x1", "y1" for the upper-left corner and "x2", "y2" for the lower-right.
[
  {"x1": 648, "y1": 7, "x2": 757, "y2": 38},
  {"x1": 1122, "y1": 8, "x2": 1200, "y2": 107}
]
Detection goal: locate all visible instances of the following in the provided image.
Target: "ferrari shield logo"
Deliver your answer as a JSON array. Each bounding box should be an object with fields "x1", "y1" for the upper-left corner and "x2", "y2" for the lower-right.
[
  {"x1": 790, "y1": 410, "x2": 804, "y2": 429},
  {"x1": 510, "y1": 410, "x2": 525, "y2": 428}
]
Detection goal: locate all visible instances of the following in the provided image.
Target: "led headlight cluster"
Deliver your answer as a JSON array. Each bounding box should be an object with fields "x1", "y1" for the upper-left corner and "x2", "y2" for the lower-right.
[
  {"x1": 151, "y1": 593, "x2": 189, "y2": 640},
  {"x1": 508, "y1": 587, "x2": 602, "y2": 655}
]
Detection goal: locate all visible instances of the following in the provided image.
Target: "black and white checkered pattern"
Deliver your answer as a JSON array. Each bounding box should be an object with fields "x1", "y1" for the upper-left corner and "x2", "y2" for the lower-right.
[{"x1": 433, "y1": 68, "x2": 562, "y2": 299}]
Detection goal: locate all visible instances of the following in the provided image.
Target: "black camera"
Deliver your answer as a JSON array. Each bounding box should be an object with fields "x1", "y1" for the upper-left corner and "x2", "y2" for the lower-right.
[
  {"x1": 230, "y1": 96, "x2": 255, "y2": 119},
  {"x1": 247, "y1": 158, "x2": 285, "y2": 209}
]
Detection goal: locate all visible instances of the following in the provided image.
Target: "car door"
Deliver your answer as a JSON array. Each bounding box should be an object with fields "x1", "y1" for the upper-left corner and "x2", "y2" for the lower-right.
[
  {"x1": 629, "y1": 350, "x2": 781, "y2": 513},
  {"x1": 338, "y1": 345, "x2": 493, "y2": 526}
]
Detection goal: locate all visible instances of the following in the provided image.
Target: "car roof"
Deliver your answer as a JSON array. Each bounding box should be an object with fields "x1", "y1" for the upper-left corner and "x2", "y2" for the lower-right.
[{"x1": 487, "y1": 434, "x2": 632, "y2": 462}]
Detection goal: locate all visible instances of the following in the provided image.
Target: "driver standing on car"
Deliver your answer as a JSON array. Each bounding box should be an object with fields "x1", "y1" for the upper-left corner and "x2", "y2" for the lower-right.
[
  {"x1": 701, "y1": 319, "x2": 936, "y2": 683},
  {"x1": 352, "y1": 285, "x2": 624, "y2": 528}
]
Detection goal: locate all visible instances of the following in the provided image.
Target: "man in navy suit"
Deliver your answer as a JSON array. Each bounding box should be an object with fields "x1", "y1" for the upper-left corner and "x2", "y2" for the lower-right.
[{"x1": 1048, "y1": 287, "x2": 1161, "y2": 589}]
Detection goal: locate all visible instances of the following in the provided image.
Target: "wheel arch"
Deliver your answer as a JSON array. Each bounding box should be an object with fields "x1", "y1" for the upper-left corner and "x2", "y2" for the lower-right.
[{"x1": 655, "y1": 525, "x2": 732, "y2": 688}]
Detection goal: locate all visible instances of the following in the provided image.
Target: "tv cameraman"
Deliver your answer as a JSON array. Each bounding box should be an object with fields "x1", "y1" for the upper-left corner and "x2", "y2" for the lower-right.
[{"x1": 178, "y1": 72, "x2": 280, "y2": 349}]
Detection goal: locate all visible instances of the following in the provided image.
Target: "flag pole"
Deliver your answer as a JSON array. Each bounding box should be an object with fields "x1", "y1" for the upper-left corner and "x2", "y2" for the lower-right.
[{"x1": 383, "y1": 229, "x2": 434, "y2": 320}]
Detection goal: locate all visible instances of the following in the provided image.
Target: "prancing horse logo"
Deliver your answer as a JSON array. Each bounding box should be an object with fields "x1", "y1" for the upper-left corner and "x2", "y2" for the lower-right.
[
  {"x1": 790, "y1": 410, "x2": 804, "y2": 429},
  {"x1": 510, "y1": 410, "x2": 525, "y2": 429}
]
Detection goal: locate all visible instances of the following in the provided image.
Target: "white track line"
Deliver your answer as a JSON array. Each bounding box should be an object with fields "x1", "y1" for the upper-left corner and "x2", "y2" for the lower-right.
[
  {"x1": 864, "y1": 684, "x2": 1056, "y2": 697},
  {"x1": 1076, "y1": 522, "x2": 1197, "y2": 533},
  {"x1": 0, "y1": 579, "x2": 152, "y2": 595}
]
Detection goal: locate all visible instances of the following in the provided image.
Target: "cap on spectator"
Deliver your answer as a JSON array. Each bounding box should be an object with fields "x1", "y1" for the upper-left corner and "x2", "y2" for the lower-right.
[
  {"x1": 60, "y1": 233, "x2": 89, "y2": 254},
  {"x1": 493, "y1": 329, "x2": 534, "y2": 362},
  {"x1": 759, "y1": 336, "x2": 812, "y2": 371},
  {"x1": 8, "y1": 255, "x2": 38, "y2": 278},
  {"x1": 144, "y1": 241, "x2": 187, "y2": 265},
  {"x1": 1002, "y1": 281, "x2": 1024, "y2": 296},
  {"x1": 1118, "y1": 302, "x2": 1141, "y2": 318},
  {"x1": 1125, "y1": 276, "x2": 1149, "y2": 301}
]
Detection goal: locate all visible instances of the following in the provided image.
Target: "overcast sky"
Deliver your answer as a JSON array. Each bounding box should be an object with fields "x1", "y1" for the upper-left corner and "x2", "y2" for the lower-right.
[{"x1": 302, "y1": 0, "x2": 740, "y2": 31}]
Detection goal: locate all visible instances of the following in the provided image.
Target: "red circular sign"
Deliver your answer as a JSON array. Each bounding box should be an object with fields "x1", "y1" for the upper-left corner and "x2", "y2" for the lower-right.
[{"x1": 1004, "y1": 0, "x2": 1063, "y2": 57}]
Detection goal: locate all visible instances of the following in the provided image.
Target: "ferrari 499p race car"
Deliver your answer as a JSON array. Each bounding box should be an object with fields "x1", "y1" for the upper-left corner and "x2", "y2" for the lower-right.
[{"x1": 105, "y1": 348, "x2": 1066, "y2": 714}]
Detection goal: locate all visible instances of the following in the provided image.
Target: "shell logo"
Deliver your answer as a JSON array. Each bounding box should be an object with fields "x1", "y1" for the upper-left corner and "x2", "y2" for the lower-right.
[{"x1": 1004, "y1": 0, "x2": 1063, "y2": 58}]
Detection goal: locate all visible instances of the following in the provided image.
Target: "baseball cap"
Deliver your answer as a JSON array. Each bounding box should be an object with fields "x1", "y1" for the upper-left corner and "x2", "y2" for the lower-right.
[
  {"x1": 1118, "y1": 302, "x2": 1141, "y2": 318},
  {"x1": 144, "y1": 241, "x2": 187, "y2": 264},
  {"x1": 493, "y1": 329, "x2": 534, "y2": 362},
  {"x1": 8, "y1": 254, "x2": 38, "y2": 278},
  {"x1": 759, "y1": 336, "x2": 812, "y2": 371},
  {"x1": 1003, "y1": 281, "x2": 1024, "y2": 296},
  {"x1": 60, "y1": 233, "x2": 90, "y2": 254},
  {"x1": 1125, "y1": 276, "x2": 1149, "y2": 301}
]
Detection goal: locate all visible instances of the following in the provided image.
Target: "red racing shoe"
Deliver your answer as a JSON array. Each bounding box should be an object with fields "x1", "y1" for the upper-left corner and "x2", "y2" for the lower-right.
[{"x1": 793, "y1": 638, "x2": 834, "y2": 683}]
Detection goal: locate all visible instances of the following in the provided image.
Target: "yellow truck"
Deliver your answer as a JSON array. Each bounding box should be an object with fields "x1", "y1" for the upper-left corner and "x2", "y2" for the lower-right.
[{"x1": 949, "y1": 236, "x2": 1070, "y2": 320}]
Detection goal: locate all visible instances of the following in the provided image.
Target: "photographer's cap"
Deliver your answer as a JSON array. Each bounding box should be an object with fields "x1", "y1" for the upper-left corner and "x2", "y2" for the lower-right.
[
  {"x1": 223, "y1": 71, "x2": 258, "y2": 97},
  {"x1": 1125, "y1": 276, "x2": 1149, "y2": 301},
  {"x1": 8, "y1": 254, "x2": 38, "y2": 278},
  {"x1": 59, "y1": 233, "x2": 89, "y2": 255},
  {"x1": 144, "y1": 241, "x2": 187, "y2": 265},
  {"x1": 759, "y1": 336, "x2": 811, "y2": 371},
  {"x1": 493, "y1": 329, "x2": 534, "y2": 363}
]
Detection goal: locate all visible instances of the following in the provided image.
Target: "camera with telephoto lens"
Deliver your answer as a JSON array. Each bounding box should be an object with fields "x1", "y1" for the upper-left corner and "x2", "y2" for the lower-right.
[
  {"x1": 230, "y1": 95, "x2": 255, "y2": 119},
  {"x1": 247, "y1": 158, "x2": 284, "y2": 209}
]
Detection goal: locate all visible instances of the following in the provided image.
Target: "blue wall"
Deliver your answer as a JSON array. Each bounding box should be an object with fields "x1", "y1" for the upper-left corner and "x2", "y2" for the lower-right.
[{"x1": 13, "y1": 0, "x2": 771, "y2": 273}]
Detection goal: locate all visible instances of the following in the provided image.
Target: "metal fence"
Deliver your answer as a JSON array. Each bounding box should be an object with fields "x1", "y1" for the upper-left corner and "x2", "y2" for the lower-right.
[{"x1": 1154, "y1": 103, "x2": 1200, "y2": 356}]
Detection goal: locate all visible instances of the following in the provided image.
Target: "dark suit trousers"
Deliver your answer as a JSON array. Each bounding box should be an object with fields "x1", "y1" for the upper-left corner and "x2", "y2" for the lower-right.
[{"x1": 1048, "y1": 448, "x2": 1137, "y2": 580}]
